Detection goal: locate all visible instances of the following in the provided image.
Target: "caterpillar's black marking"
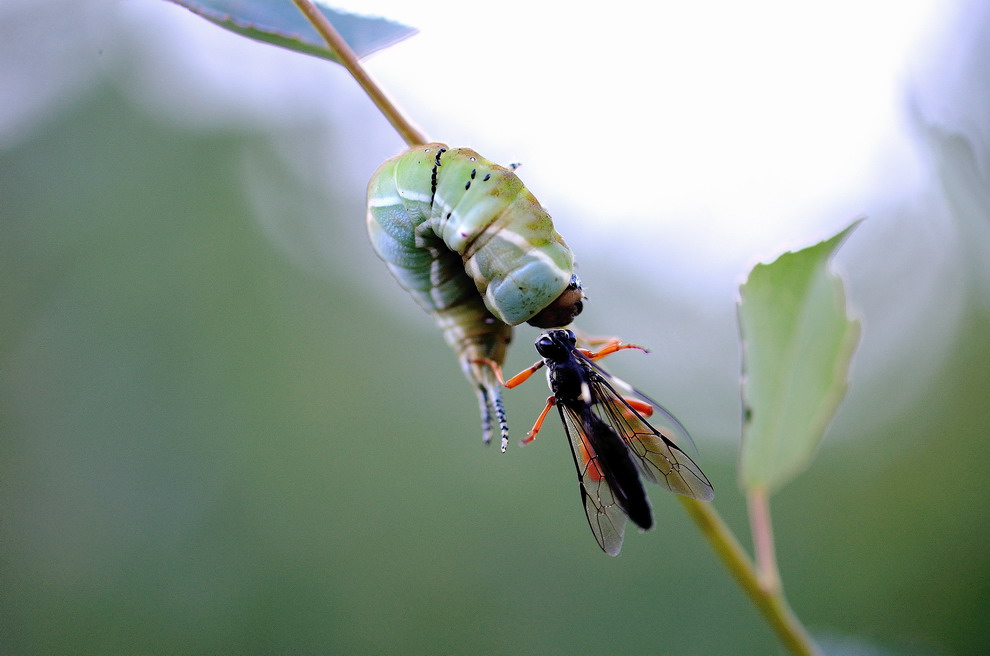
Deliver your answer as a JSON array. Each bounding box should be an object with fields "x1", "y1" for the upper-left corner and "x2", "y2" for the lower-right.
[{"x1": 430, "y1": 147, "x2": 447, "y2": 200}]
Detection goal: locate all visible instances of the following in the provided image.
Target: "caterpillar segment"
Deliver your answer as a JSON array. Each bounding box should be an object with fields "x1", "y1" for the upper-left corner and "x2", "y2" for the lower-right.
[{"x1": 367, "y1": 143, "x2": 584, "y2": 447}]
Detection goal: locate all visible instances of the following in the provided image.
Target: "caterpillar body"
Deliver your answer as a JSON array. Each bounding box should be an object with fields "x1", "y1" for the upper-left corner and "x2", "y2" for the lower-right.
[{"x1": 366, "y1": 143, "x2": 584, "y2": 450}]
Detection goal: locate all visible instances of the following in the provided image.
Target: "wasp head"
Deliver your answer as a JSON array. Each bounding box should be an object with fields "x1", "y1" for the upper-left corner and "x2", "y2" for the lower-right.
[{"x1": 535, "y1": 329, "x2": 577, "y2": 362}]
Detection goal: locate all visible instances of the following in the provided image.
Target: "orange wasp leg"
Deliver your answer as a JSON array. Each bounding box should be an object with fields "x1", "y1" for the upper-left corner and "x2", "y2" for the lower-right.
[
  {"x1": 580, "y1": 340, "x2": 649, "y2": 361},
  {"x1": 578, "y1": 341, "x2": 656, "y2": 419},
  {"x1": 472, "y1": 358, "x2": 545, "y2": 389},
  {"x1": 622, "y1": 397, "x2": 654, "y2": 417},
  {"x1": 520, "y1": 395, "x2": 556, "y2": 445},
  {"x1": 473, "y1": 357, "x2": 554, "y2": 447}
]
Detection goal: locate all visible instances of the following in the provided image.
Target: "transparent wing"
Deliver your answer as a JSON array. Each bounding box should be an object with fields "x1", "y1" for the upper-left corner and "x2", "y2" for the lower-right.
[
  {"x1": 585, "y1": 367, "x2": 715, "y2": 502},
  {"x1": 557, "y1": 405, "x2": 629, "y2": 556},
  {"x1": 583, "y1": 354, "x2": 700, "y2": 456}
]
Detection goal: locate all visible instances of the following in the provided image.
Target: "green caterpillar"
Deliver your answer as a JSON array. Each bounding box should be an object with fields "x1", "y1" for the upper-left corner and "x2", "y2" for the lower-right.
[{"x1": 366, "y1": 143, "x2": 584, "y2": 450}]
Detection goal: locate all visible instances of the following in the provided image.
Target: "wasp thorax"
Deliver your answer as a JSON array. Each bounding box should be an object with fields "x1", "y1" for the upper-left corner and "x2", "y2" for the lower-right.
[{"x1": 527, "y1": 275, "x2": 585, "y2": 328}]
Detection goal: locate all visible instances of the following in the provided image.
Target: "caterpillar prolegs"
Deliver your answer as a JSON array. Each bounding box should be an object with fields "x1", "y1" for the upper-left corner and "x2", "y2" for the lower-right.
[{"x1": 366, "y1": 143, "x2": 584, "y2": 449}]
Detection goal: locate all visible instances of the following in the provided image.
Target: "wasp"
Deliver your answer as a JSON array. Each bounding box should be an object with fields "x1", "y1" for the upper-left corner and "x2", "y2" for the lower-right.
[{"x1": 479, "y1": 329, "x2": 714, "y2": 555}]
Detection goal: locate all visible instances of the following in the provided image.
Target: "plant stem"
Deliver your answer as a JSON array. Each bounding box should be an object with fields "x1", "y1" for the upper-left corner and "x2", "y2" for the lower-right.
[
  {"x1": 291, "y1": 0, "x2": 429, "y2": 147},
  {"x1": 748, "y1": 485, "x2": 781, "y2": 593},
  {"x1": 678, "y1": 497, "x2": 820, "y2": 656}
]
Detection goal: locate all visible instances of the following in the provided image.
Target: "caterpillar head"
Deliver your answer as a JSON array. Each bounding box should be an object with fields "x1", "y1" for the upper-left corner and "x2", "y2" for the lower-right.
[{"x1": 527, "y1": 274, "x2": 584, "y2": 328}]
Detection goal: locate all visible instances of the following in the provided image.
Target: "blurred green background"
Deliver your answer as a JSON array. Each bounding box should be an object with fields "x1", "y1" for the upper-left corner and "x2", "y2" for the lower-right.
[{"x1": 3, "y1": 1, "x2": 990, "y2": 654}]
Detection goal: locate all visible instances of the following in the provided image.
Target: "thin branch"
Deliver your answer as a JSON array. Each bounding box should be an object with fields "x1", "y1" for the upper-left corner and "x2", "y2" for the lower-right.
[
  {"x1": 679, "y1": 497, "x2": 820, "y2": 656},
  {"x1": 292, "y1": 0, "x2": 428, "y2": 147},
  {"x1": 748, "y1": 485, "x2": 781, "y2": 593}
]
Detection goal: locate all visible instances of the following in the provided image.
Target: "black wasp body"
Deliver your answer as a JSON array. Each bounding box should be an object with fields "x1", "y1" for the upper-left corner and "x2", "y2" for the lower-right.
[
  {"x1": 536, "y1": 330, "x2": 655, "y2": 534},
  {"x1": 486, "y1": 329, "x2": 714, "y2": 555}
]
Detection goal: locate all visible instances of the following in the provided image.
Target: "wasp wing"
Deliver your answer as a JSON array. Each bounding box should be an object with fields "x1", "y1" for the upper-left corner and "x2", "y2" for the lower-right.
[
  {"x1": 581, "y1": 353, "x2": 699, "y2": 456},
  {"x1": 586, "y1": 371, "x2": 715, "y2": 502},
  {"x1": 558, "y1": 403, "x2": 627, "y2": 556},
  {"x1": 557, "y1": 402, "x2": 657, "y2": 556}
]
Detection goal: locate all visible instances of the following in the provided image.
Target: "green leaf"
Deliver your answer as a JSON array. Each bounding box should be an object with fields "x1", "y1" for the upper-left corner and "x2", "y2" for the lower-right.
[
  {"x1": 738, "y1": 220, "x2": 863, "y2": 493},
  {"x1": 166, "y1": 0, "x2": 416, "y2": 63}
]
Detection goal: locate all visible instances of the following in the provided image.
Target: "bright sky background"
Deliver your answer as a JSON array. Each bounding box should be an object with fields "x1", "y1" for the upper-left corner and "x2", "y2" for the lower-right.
[{"x1": 332, "y1": 0, "x2": 958, "y2": 276}]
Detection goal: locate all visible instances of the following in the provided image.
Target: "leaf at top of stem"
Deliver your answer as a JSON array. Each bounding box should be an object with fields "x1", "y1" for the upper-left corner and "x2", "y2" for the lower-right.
[
  {"x1": 166, "y1": 0, "x2": 416, "y2": 64},
  {"x1": 738, "y1": 220, "x2": 863, "y2": 493}
]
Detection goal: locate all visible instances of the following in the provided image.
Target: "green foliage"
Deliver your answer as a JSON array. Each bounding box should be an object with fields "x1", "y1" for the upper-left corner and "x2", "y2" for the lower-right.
[
  {"x1": 166, "y1": 0, "x2": 416, "y2": 63},
  {"x1": 738, "y1": 221, "x2": 862, "y2": 492}
]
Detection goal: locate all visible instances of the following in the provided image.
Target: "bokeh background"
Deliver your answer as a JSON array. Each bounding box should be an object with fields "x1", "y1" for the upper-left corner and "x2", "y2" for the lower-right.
[{"x1": 3, "y1": 0, "x2": 989, "y2": 653}]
